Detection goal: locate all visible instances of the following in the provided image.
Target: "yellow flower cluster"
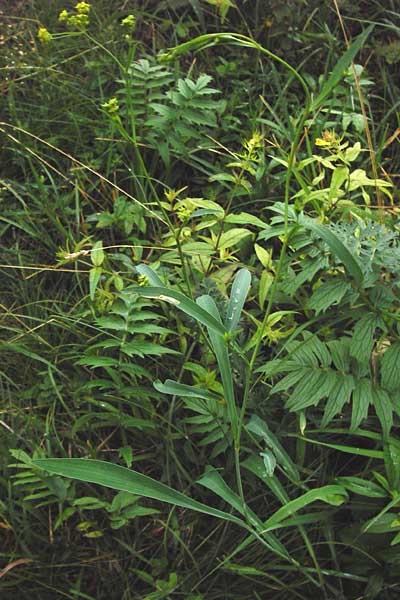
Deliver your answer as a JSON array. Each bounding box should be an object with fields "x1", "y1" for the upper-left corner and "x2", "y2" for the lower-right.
[
  {"x1": 101, "y1": 97, "x2": 119, "y2": 115},
  {"x1": 315, "y1": 129, "x2": 342, "y2": 150},
  {"x1": 58, "y1": 2, "x2": 91, "y2": 29},
  {"x1": 121, "y1": 14, "x2": 136, "y2": 30},
  {"x1": 38, "y1": 27, "x2": 52, "y2": 43}
]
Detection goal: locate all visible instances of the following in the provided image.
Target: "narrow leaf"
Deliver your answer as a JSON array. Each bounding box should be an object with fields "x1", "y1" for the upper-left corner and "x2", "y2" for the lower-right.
[
  {"x1": 127, "y1": 286, "x2": 226, "y2": 336},
  {"x1": 311, "y1": 25, "x2": 374, "y2": 111},
  {"x1": 33, "y1": 459, "x2": 244, "y2": 526},
  {"x1": 225, "y1": 268, "x2": 251, "y2": 331}
]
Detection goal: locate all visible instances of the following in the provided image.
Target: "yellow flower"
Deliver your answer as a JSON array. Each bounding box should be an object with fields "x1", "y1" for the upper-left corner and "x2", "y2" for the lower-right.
[
  {"x1": 38, "y1": 27, "x2": 52, "y2": 43},
  {"x1": 101, "y1": 97, "x2": 119, "y2": 115},
  {"x1": 58, "y1": 9, "x2": 69, "y2": 22},
  {"x1": 121, "y1": 14, "x2": 136, "y2": 30},
  {"x1": 75, "y1": 1, "x2": 91, "y2": 14},
  {"x1": 315, "y1": 129, "x2": 341, "y2": 149}
]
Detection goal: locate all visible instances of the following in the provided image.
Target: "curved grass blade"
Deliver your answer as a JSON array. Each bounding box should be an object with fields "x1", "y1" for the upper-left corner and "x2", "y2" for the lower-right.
[
  {"x1": 261, "y1": 485, "x2": 348, "y2": 533},
  {"x1": 225, "y1": 268, "x2": 251, "y2": 331},
  {"x1": 33, "y1": 459, "x2": 245, "y2": 526},
  {"x1": 311, "y1": 24, "x2": 374, "y2": 112},
  {"x1": 127, "y1": 286, "x2": 227, "y2": 336}
]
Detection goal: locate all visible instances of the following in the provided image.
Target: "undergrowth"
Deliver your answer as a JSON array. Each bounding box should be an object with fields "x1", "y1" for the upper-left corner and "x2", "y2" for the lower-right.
[{"x1": 0, "y1": 1, "x2": 400, "y2": 599}]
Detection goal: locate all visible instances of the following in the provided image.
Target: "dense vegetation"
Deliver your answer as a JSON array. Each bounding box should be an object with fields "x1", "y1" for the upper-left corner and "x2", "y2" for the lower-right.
[{"x1": 1, "y1": 1, "x2": 399, "y2": 598}]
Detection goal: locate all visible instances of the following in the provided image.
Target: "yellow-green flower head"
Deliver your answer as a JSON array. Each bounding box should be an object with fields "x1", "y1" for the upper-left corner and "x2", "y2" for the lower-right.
[
  {"x1": 121, "y1": 14, "x2": 136, "y2": 30},
  {"x1": 101, "y1": 97, "x2": 119, "y2": 115},
  {"x1": 137, "y1": 274, "x2": 150, "y2": 287},
  {"x1": 38, "y1": 27, "x2": 52, "y2": 43},
  {"x1": 75, "y1": 1, "x2": 91, "y2": 14},
  {"x1": 58, "y1": 9, "x2": 69, "y2": 23}
]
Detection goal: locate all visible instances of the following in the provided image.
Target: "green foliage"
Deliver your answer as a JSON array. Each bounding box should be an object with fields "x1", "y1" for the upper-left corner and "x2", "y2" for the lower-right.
[{"x1": 1, "y1": 1, "x2": 400, "y2": 599}]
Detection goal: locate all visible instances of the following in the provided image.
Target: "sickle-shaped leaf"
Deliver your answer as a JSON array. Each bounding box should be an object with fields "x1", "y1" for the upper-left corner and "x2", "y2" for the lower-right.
[
  {"x1": 226, "y1": 268, "x2": 251, "y2": 331},
  {"x1": 33, "y1": 459, "x2": 245, "y2": 527},
  {"x1": 127, "y1": 286, "x2": 227, "y2": 336}
]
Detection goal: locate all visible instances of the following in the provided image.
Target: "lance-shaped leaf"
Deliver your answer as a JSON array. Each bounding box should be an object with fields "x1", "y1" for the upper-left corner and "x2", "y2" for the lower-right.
[
  {"x1": 225, "y1": 268, "x2": 251, "y2": 331},
  {"x1": 127, "y1": 286, "x2": 226, "y2": 336},
  {"x1": 33, "y1": 459, "x2": 245, "y2": 527},
  {"x1": 261, "y1": 485, "x2": 348, "y2": 532},
  {"x1": 154, "y1": 379, "x2": 220, "y2": 403},
  {"x1": 197, "y1": 295, "x2": 238, "y2": 438}
]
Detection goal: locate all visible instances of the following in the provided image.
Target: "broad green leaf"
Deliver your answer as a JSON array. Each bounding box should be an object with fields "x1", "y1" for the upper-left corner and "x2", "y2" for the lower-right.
[
  {"x1": 307, "y1": 278, "x2": 350, "y2": 315},
  {"x1": 300, "y1": 217, "x2": 363, "y2": 285},
  {"x1": 225, "y1": 213, "x2": 268, "y2": 229},
  {"x1": 241, "y1": 455, "x2": 288, "y2": 504},
  {"x1": 262, "y1": 485, "x2": 348, "y2": 532},
  {"x1": 225, "y1": 268, "x2": 251, "y2": 331},
  {"x1": 218, "y1": 228, "x2": 252, "y2": 250},
  {"x1": 311, "y1": 25, "x2": 374, "y2": 111},
  {"x1": 89, "y1": 267, "x2": 102, "y2": 301},
  {"x1": 381, "y1": 342, "x2": 400, "y2": 392},
  {"x1": 91, "y1": 240, "x2": 105, "y2": 267},
  {"x1": 33, "y1": 459, "x2": 245, "y2": 526},
  {"x1": 127, "y1": 286, "x2": 226, "y2": 336},
  {"x1": 328, "y1": 166, "x2": 349, "y2": 201},
  {"x1": 254, "y1": 244, "x2": 271, "y2": 268}
]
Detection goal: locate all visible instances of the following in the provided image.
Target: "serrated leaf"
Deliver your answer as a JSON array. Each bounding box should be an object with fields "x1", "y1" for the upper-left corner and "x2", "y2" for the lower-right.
[
  {"x1": 350, "y1": 313, "x2": 379, "y2": 364},
  {"x1": 381, "y1": 342, "x2": 400, "y2": 392},
  {"x1": 307, "y1": 278, "x2": 350, "y2": 315},
  {"x1": 321, "y1": 374, "x2": 355, "y2": 427},
  {"x1": 350, "y1": 378, "x2": 373, "y2": 431},
  {"x1": 373, "y1": 388, "x2": 393, "y2": 437}
]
